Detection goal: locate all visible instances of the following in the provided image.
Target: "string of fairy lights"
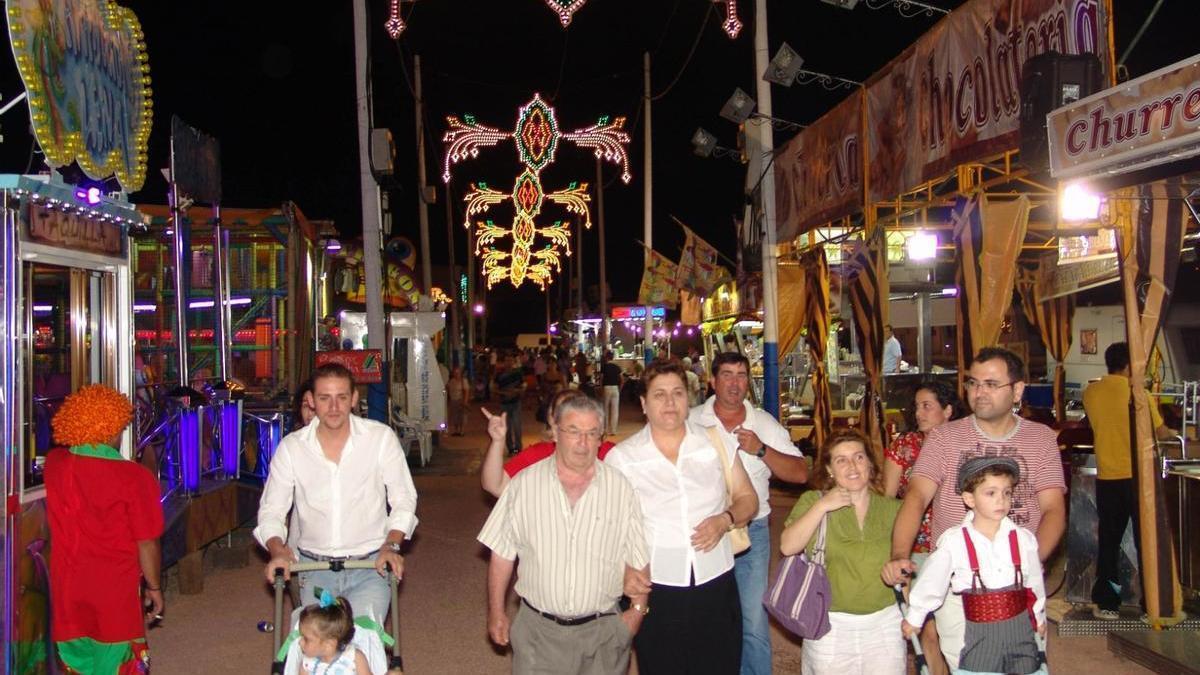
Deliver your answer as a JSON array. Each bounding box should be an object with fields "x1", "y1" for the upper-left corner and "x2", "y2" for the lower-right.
[
  {"x1": 386, "y1": 1, "x2": 743, "y2": 39},
  {"x1": 442, "y1": 94, "x2": 631, "y2": 290}
]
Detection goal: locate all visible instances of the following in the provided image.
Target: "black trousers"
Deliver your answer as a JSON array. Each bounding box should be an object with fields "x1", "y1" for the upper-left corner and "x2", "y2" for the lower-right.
[
  {"x1": 1091, "y1": 478, "x2": 1141, "y2": 611},
  {"x1": 634, "y1": 570, "x2": 741, "y2": 675}
]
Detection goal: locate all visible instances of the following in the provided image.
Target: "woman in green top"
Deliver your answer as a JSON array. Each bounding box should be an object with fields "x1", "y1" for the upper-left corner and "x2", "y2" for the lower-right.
[{"x1": 781, "y1": 429, "x2": 906, "y2": 675}]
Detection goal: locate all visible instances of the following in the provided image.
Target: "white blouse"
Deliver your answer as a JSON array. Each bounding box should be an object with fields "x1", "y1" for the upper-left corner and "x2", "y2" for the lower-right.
[{"x1": 605, "y1": 420, "x2": 738, "y2": 587}]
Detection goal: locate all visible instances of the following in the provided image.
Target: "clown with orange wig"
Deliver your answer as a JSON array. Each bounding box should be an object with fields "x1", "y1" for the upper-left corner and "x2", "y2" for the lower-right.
[{"x1": 45, "y1": 384, "x2": 164, "y2": 674}]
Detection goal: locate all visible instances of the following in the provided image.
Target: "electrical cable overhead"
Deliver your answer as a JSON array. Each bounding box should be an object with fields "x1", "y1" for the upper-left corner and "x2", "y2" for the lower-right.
[{"x1": 651, "y1": 2, "x2": 714, "y2": 101}]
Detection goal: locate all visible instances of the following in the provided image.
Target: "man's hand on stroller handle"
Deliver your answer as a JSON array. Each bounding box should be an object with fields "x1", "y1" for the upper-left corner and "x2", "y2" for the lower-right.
[{"x1": 265, "y1": 538, "x2": 296, "y2": 582}]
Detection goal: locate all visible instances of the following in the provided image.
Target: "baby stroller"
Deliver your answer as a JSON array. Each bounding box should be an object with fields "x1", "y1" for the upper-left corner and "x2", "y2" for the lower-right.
[{"x1": 270, "y1": 560, "x2": 404, "y2": 674}]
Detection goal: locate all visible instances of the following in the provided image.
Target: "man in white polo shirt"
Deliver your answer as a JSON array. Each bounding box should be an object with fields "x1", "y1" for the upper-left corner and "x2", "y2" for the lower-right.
[
  {"x1": 255, "y1": 362, "x2": 418, "y2": 623},
  {"x1": 689, "y1": 351, "x2": 809, "y2": 675},
  {"x1": 479, "y1": 395, "x2": 649, "y2": 675}
]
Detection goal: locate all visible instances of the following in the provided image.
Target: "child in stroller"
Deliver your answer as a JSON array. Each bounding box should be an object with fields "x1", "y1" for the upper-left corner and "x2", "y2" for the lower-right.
[{"x1": 272, "y1": 561, "x2": 403, "y2": 675}]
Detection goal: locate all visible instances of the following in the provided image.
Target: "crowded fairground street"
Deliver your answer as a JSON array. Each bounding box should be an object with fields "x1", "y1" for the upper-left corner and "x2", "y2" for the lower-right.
[{"x1": 4, "y1": 1, "x2": 1200, "y2": 674}]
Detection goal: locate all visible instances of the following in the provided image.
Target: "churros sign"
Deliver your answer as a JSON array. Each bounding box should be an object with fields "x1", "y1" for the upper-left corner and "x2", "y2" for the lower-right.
[{"x1": 1048, "y1": 54, "x2": 1200, "y2": 179}]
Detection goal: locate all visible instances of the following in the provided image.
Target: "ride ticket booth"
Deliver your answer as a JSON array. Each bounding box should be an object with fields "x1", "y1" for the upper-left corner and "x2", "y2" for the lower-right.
[{"x1": 1, "y1": 175, "x2": 139, "y2": 672}]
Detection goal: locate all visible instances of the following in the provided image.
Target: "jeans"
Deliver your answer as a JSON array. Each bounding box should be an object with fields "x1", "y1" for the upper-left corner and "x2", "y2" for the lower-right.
[
  {"x1": 297, "y1": 552, "x2": 392, "y2": 625},
  {"x1": 735, "y1": 517, "x2": 771, "y2": 675},
  {"x1": 501, "y1": 400, "x2": 523, "y2": 454},
  {"x1": 603, "y1": 385, "x2": 621, "y2": 435}
]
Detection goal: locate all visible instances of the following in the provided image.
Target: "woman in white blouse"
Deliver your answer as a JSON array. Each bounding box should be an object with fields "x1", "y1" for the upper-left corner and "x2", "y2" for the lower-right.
[{"x1": 605, "y1": 360, "x2": 758, "y2": 674}]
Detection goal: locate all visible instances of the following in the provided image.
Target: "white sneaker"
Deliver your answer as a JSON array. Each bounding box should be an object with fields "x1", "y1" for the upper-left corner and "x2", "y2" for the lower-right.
[{"x1": 1092, "y1": 607, "x2": 1119, "y2": 620}]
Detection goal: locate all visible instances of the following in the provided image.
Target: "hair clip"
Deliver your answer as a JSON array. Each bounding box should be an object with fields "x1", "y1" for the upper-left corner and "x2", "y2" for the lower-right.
[{"x1": 318, "y1": 588, "x2": 335, "y2": 608}]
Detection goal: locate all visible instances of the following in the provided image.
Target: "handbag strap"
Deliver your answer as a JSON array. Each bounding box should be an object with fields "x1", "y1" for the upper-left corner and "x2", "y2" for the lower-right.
[
  {"x1": 812, "y1": 509, "x2": 829, "y2": 566},
  {"x1": 703, "y1": 424, "x2": 736, "y2": 506}
]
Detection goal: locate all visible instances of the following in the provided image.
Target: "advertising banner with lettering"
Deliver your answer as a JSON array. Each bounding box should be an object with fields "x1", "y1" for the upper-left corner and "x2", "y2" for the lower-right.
[
  {"x1": 25, "y1": 203, "x2": 125, "y2": 257},
  {"x1": 1048, "y1": 53, "x2": 1200, "y2": 179},
  {"x1": 774, "y1": 91, "x2": 863, "y2": 241},
  {"x1": 315, "y1": 350, "x2": 384, "y2": 384},
  {"x1": 7, "y1": 0, "x2": 154, "y2": 192},
  {"x1": 866, "y1": 0, "x2": 1109, "y2": 203}
]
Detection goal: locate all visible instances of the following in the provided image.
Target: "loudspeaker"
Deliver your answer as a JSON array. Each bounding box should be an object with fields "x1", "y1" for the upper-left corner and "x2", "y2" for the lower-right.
[
  {"x1": 1019, "y1": 51, "x2": 1104, "y2": 174},
  {"x1": 370, "y1": 128, "x2": 395, "y2": 177}
]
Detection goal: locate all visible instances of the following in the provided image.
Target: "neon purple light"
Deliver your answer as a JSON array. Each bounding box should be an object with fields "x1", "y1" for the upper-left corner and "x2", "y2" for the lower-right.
[
  {"x1": 179, "y1": 408, "x2": 201, "y2": 491},
  {"x1": 219, "y1": 402, "x2": 241, "y2": 478},
  {"x1": 74, "y1": 186, "x2": 102, "y2": 205}
]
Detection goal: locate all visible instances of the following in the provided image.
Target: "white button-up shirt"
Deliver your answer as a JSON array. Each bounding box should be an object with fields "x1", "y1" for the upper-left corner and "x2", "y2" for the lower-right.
[
  {"x1": 689, "y1": 396, "x2": 803, "y2": 521},
  {"x1": 905, "y1": 512, "x2": 1046, "y2": 628},
  {"x1": 253, "y1": 415, "x2": 418, "y2": 557},
  {"x1": 605, "y1": 420, "x2": 737, "y2": 587}
]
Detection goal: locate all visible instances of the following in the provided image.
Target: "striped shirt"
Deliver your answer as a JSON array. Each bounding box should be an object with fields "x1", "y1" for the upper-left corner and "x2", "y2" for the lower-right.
[
  {"x1": 477, "y1": 455, "x2": 648, "y2": 618},
  {"x1": 913, "y1": 415, "x2": 1065, "y2": 547}
]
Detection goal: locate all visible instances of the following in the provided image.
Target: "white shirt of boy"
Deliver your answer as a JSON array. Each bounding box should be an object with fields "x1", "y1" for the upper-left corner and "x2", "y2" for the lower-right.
[{"x1": 905, "y1": 511, "x2": 1046, "y2": 630}]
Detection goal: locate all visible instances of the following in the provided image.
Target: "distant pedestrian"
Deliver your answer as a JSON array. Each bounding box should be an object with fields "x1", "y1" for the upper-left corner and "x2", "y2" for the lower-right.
[
  {"x1": 600, "y1": 351, "x2": 624, "y2": 435},
  {"x1": 495, "y1": 354, "x2": 527, "y2": 455}
]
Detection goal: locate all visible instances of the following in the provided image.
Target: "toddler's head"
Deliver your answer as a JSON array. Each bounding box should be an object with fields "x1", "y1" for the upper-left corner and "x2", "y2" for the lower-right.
[
  {"x1": 298, "y1": 593, "x2": 355, "y2": 662},
  {"x1": 957, "y1": 456, "x2": 1019, "y2": 522}
]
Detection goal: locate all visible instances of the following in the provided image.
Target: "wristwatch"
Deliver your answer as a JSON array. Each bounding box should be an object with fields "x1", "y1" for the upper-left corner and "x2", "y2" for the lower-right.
[
  {"x1": 631, "y1": 602, "x2": 650, "y2": 616},
  {"x1": 384, "y1": 542, "x2": 402, "y2": 554},
  {"x1": 755, "y1": 445, "x2": 767, "y2": 458}
]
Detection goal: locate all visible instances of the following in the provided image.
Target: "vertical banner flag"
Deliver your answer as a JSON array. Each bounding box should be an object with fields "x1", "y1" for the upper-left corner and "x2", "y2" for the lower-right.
[
  {"x1": 638, "y1": 249, "x2": 679, "y2": 309},
  {"x1": 674, "y1": 220, "x2": 731, "y2": 296}
]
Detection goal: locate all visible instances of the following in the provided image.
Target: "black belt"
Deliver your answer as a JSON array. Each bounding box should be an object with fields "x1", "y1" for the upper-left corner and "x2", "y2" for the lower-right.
[{"x1": 522, "y1": 599, "x2": 615, "y2": 627}]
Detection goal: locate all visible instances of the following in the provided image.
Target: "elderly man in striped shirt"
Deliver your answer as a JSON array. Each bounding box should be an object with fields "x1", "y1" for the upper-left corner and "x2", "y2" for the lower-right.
[{"x1": 478, "y1": 395, "x2": 650, "y2": 675}]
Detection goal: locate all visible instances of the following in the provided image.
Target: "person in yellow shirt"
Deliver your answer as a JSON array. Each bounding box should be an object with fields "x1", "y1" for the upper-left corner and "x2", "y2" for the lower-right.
[{"x1": 1082, "y1": 342, "x2": 1175, "y2": 619}]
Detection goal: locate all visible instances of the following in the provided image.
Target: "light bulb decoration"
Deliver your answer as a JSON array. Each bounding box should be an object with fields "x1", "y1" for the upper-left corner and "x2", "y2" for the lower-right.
[
  {"x1": 544, "y1": 0, "x2": 587, "y2": 27},
  {"x1": 384, "y1": 0, "x2": 406, "y2": 38},
  {"x1": 717, "y1": 1, "x2": 743, "y2": 39},
  {"x1": 444, "y1": 93, "x2": 630, "y2": 289}
]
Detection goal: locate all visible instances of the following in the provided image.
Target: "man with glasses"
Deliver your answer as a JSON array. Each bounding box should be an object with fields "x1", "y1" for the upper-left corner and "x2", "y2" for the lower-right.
[
  {"x1": 479, "y1": 395, "x2": 650, "y2": 674},
  {"x1": 881, "y1": 347, "x2": 1066, "y2": 671},
  {"x1": 690, "y1": 351, "x2": 808, "y2": 675}
]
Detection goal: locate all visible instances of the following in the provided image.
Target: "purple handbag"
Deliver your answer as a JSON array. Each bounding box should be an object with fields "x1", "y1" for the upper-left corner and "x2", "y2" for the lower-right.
[{"x1": 763, "y1": 512, "x2": 832, "y2": 640}]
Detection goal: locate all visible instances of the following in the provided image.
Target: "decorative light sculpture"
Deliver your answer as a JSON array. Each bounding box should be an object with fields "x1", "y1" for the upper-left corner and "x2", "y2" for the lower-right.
[
  {"x1": 385, "y1": 0, "x2": 406, "y2": 38},
  {"x1": 443, "y1": 93, "x2": 631, "y2": 289},
  {"x1": 717, "y1": 0, "x2": 743, "y2": 39},
  {"x1": 544, "y1": 0, "x2": 587, "y2": 26}
]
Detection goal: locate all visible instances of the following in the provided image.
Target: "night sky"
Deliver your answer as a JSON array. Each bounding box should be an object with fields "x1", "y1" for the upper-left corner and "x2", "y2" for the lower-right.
[{"x1": 1, "y1": 1, "x2": 1195, "y2": 338}]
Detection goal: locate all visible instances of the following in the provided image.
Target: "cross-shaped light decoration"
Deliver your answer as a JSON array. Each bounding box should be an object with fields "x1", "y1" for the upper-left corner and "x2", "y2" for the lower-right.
[
  {"x1": 443, "y1": 94, "x2": 631, "y2": 289},
  {"x1": 717, "y1": 0, "x2": 743, "y2": 39},
  {"x1": 544, "y1": 0, "x2": 588, "y2": 27}
]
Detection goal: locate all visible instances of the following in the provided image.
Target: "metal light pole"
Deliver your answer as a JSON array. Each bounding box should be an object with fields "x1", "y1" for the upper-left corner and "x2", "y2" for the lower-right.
[
  {"x1": 754, "y1": 0, "x2": 781, "y2": 416},
  {"x1": 445, "y1": 182, "x2": 460, "y2": 367},
  {"x1": 643, "y1": 51, "x2": 654, "y2": 364},
  {"x1": 352, "y1": 0, "x2": 387, "y2": 420},
  {"x1": 596, "y1": 157, "x2": 609, "y2": 349},
  {"x1": 415, "y1": 54, "x2": 434, "y2": 303}
]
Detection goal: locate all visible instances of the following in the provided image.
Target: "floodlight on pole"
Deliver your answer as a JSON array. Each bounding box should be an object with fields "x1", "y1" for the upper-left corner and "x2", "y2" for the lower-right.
[
  {"x1": 764, "y1": 43, "x2": 862, "y2": 91},
  {"x1": 691, "y1": 127, "x2": 742, "y2": 162},
  {"x1": 823, "y1": 0, "x2": 949, "y2": 17},
  {"x1": 720, "y1": 88, "x2": 806, "y2": 131}
]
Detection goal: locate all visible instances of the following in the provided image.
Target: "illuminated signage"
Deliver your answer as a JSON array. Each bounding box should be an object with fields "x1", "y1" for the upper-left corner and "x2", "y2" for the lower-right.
[{"x1": 610, "y1": 306, "x2": 666, "y2": 319}]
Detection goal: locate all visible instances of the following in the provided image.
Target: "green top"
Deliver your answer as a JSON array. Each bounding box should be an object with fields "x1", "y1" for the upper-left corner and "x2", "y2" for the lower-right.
[
  {"x1": 68, "y1": 443, "x2": 124, "y2": 460},
  {"x1": 784, "y1": 490, "x2": 901, "y2": 615}
]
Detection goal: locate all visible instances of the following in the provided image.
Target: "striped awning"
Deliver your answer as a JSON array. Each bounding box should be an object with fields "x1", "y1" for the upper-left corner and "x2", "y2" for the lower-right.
[
  {"x1": 845, "y1": 226, "x2": 890, "y2": 459},
  {"x1": 800, "y1": 249, "x2": 833, "y2": 452},
  {"x1": 1018, "y1": 259, "x2": 1074, "y2": 423}
]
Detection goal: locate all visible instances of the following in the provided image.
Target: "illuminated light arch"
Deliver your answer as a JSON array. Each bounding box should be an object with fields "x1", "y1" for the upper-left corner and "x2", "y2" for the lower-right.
[{"x1": 443, "y1": 94, "x2": 631, "y2": 289}]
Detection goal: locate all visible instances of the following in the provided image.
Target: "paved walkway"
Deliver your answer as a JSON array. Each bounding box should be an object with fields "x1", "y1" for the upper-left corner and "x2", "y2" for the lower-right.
[{"x1": 150, "y1": 398, "x2": 1155, "y2": 674}]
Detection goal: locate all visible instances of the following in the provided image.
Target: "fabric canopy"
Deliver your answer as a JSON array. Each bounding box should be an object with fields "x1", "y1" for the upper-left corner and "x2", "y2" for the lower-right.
[
  {"x1": 953, "y1": 194, "x2": 1031, "y2": 379},
  {"x1": 1018, "y1": 259, "x2": 1074, "y2": 424},
  {"x1": 777, "y1": 265, "x2": 806, "y2": 359},
  {"x1": 846, "y1": 227, "x2": 890, "y2": 460},
  {"x1": 1115, "y1": 179, "x2": 1188, "y2": 625},
  {"x1": 800, "y1": 249, "x2": 833, "y2": 451}
]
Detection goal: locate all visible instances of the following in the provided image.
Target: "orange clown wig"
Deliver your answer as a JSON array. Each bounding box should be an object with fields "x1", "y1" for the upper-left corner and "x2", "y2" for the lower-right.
[{"x1": 51, "y1": 384, "x2": 134, "y2": 447}]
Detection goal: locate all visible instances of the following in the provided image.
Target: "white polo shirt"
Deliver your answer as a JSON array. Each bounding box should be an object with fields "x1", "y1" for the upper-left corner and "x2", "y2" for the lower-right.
[
  {"x1": 689, "y1": 397, "x2": 802, "y2": 521},
  {"x1": 605, "y1": 420, "x2": 739, "y2": 587}
]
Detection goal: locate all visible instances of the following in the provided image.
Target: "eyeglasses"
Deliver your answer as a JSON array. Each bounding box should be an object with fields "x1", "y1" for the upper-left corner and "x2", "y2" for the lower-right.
[
  {"x1": 560, "y1": 427, "x2": 603, "y2": 443},
  {"x1": 964, "y1": 378, "x2": 1016, "y2": 392}
]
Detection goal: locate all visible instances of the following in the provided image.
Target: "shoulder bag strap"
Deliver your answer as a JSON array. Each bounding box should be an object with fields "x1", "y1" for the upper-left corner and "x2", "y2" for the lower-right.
[
  {"x1": 962, "y1": 526, "x2": 985, "y2": 590},
  {"x1": 1008, "y1": 528, "x2": 1025, "y2": 586},
  {"x1": 703, "y1": 425, "x2": 736, "y2": 506},
  {"x1": 812, "y1": 507, "x2": 829, "y2": 566}
]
